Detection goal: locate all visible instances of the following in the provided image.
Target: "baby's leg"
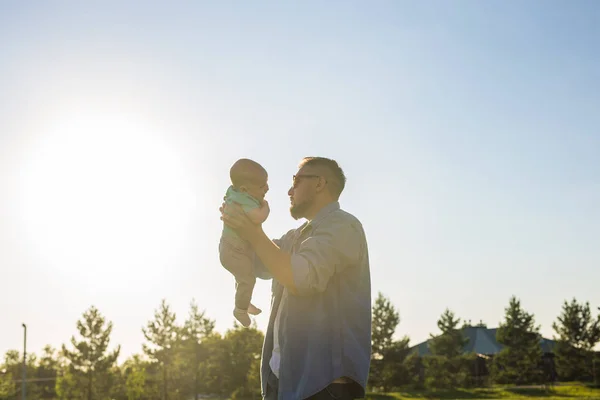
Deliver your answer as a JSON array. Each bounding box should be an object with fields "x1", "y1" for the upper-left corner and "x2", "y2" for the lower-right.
[
  {"x1": 234, "y1": 257, "x2": 257, "y2": 312},
  {"x1": 219, "y1": 242, "x2": 259, "y2": 327},
  {"x1": 232, "y1": 269, "x2": 256, "y2": 327}
]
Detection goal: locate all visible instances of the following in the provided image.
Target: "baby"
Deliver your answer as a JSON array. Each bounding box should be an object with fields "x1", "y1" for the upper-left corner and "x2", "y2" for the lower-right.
[{"x1": 219, "y1": 158, "x2": 270, "y2": 327}]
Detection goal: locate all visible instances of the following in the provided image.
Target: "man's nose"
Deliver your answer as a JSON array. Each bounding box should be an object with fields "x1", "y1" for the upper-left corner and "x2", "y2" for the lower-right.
[{"x1": 288, "y1": 186, "x2": 293, "y2": 196}]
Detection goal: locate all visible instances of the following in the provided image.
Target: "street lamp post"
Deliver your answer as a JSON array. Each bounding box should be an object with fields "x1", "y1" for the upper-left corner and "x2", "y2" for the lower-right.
[{"x1": 21, "y1": 323, "x2": 26, "y2": 400}]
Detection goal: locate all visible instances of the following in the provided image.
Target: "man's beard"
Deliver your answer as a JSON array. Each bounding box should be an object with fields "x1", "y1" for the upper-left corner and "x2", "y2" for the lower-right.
[{"x1": 289, "y1": 198, "x2": 312, "y2": 220}]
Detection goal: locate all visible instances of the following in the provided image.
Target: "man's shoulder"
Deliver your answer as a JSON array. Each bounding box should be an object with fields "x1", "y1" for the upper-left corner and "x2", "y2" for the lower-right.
[
  {"x1": 325, "y1": 208, "x2": 364, "y2": 230},
  {"x1": 274, "y1": 226, "x2": 302, "y2": 246}
]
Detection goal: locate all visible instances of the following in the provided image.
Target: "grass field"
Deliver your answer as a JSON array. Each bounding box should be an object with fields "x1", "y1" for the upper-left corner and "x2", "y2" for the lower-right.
[{"x1": 366, "y1": 383, "x2": 600, "y2": 399}]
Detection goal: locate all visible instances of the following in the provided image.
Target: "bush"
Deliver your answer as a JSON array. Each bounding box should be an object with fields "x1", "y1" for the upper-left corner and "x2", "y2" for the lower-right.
[{"x1": 423, "y1": 355, "x2": 473, "y2": 389}]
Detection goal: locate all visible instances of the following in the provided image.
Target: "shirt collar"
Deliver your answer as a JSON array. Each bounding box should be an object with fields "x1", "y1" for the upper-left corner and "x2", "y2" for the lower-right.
[{"x1": 300, "y1": 201, "x2": 340, "y2": 233}]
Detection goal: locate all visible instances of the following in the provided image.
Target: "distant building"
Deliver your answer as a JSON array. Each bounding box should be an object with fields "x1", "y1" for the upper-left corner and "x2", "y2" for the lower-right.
[
  {"x1": 409, "y1": 325, "x2": 559, "y2": 383},
  {"x1": 410, "y1": 325, "x2": 557, "y2": 357}
]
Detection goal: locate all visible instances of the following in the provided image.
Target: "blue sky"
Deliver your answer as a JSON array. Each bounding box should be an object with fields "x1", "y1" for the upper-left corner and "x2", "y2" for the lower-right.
[{"x1": 1, "y1": 1, "x2": 599, "y2": 360}]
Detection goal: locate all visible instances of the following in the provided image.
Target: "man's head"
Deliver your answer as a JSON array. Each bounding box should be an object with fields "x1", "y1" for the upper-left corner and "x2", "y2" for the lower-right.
[
  {"x1": 230, "y1": 158, "x2": 269, "y2": 200},
  {"x1": 288, "y1": 157, "x2": 346, "y2": 220}
]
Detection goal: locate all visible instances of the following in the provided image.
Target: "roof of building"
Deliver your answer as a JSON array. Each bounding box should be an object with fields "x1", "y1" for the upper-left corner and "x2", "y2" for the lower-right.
[{"x1": 410, "y1": 326, "x2": 557, "y2": 357}]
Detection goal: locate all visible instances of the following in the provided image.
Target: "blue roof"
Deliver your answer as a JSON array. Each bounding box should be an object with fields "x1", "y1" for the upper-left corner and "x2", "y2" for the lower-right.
[{"x1": 410, "y1": 326, "x2": 557, "y2": 356}]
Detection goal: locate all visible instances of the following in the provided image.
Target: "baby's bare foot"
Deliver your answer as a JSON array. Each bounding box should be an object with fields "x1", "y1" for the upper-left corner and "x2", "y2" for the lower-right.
[
  {"x1": 233, "y1": 308, "x2": 251, "y2": 327},
  {"x1": 248, "y1": 303, "x2": 262, "y2": 315}
]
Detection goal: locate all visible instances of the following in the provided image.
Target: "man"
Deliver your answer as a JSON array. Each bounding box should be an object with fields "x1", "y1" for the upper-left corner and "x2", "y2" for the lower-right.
[{"x1": 221, "y1": 157, "x2": 371, "y2": 400}]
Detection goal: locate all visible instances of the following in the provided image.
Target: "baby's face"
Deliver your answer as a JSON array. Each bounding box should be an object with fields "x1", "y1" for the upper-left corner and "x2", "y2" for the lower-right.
[{"x1": 243, "y1": 171, "x2": 269, "y2": 200}]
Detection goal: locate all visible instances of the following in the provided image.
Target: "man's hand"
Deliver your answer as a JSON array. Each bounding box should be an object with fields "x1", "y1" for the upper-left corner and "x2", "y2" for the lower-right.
[
  {"x1": 220, "y1": 202, "x2": 261, "y2": 241},
  {"x1": 261, "y1": 199, "x2": 270, "y2": 216},
  {"x1": 219, "y1": 200, "x2": 298, "y2": 293},
  {"x1": 247, "y1": 200, "x2": 270, "y2": 224}
]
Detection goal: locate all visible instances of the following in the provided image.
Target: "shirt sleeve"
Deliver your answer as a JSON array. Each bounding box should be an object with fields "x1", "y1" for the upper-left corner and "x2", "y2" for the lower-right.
[
  {"x1": 290, "y1": 215, "x2": 364, "y2": 296},
  {"x1": 253, "y1": 229, "x2": 295, "y2": 280}
]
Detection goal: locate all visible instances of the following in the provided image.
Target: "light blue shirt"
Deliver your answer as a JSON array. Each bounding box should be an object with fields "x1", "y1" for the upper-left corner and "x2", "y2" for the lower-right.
[{"x1": 255, "y1": 201, "x2": 372, "y2": 400}]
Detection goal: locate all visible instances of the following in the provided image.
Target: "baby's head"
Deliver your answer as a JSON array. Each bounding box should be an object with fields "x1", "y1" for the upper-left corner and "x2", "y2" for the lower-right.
[{"x1": 230, "y1": 158, "x2": 269, "y2": 200}]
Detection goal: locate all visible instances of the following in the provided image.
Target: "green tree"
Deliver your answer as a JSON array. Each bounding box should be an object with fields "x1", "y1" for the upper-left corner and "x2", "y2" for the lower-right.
[
  {"x1": 120, "y1": 355, "x2": 160, "y2": 400},
  {"x1": 60, "y1": 306, "x2": 121, "y2": 400},
  {"x1": 1, "y1": 350, "x2": 43, "y2": 400},
  {"x1": 492, "y1": 296, "x2": 543, "y2": 385},
  {"x1": 552, "y1": 298, "x2": 600, "y2": 381},
  {"x1": 193, "y1": 322, "x2": 263, "y2": 398},
  {"x1": 2, "y1": 350, "x2": 23, "y2": 399},
  {"x1": 429, "y1": 309, "x2": 467, "y2": 358},
  {"x1": 197, "y1": 333, "x2": 226, "y2": 395},
  {"x1": 0, "y1": 371, "x2": 16, "y2": 400},
  {"x1": 56, "y1": 370, "x2": 83, "y2": 400},
  {"x1": 369, "y1": 292, "x2": 404, "y2": 391},
  {"x1": 424, "y1": 309, "x2": 471, "y2": 389},
  {"x1": 126, "y1": 367, "x2": 146, "y2": 400},
  {"x1": 121, "y1": 356, "x2": 147, "y2": 400},
  {"x1": 37, "y1": 345, "x2": 60, "y2": 399},
  {"x1": 378, "y1": 337, "x2": 412, "y2": 391},
  {"x1": 143, "y1": 299, "x2": 179, "y2": 400},
  {"x1": 246, "y1": 355, "x2": 262, "y2": 399},
  {"x1": 222, "y1": 322, "x2": 264, "y2": 399},
  {"x1": 180, "y1": 299, "x2": 216, "y2": 400},
  {"x1": 371, "y1": 292, "x2": 400, "y2": 359},
  {"x1": 402, "y1": 352, "x2": 425, "y2": 389}
]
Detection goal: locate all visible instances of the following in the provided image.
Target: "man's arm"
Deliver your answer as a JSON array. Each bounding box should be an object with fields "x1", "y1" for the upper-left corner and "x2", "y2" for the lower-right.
[
  {"x1": 248, "y1": 228, "x2": 298, "y2": 293},
  {"x1": 287, "y1": 216, "x2": 364, "y2": 295},
  {"x1": 249, "y1": 215, "x2": 364, "y2": 296},
  {"x1": 252, "y1": 231, "x2": 290, "y2": 280},
  {"x1": 221, "y1": 203, "x2": 363, "y2": 295}
]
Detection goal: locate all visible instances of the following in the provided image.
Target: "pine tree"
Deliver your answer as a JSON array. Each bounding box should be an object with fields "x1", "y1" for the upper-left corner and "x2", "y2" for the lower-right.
[
  {"x1": 181, "y1": 299, "x2": 216, "y2": 400},
  {"x1": 369, "y1": 293, "x2": 414, "y2": 391},
  {"x1": 492, "y1": 296, "x2": 542, "y2": 385},
  {"x1": 429, "y1": 309, "x2": 467, "y2": 358},
  {"x1": 143, "y1": 299, "x2": 179, "y2": 400},
  {"x1": 198, "y1": 333, "x2": 227, "y2": 396},
  {"x1": 61, "y1": 306, "x2": 121, "y2": 400},
  {"x1": 424, "y1": 309, "x2": 470, "y2": 389},
  {"x1": 371, "y1": 292, "x2": 400, "y2": 359},
  {"x1": 552, "y1": 298, "x2": 600, "y2": 381}
]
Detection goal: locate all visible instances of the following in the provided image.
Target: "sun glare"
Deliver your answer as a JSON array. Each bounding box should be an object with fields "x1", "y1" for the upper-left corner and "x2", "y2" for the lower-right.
[{"x1": 16, "y1": 111, "x2": 196, "y2": 287}]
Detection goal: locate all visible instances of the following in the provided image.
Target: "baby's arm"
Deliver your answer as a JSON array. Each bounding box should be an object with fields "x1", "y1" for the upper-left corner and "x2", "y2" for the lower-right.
[{"x1": 246, "y1": 200, "x2": 270, "y2": 224}]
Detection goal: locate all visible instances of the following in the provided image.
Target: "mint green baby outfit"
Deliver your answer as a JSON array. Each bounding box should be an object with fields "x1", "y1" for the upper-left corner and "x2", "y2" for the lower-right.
[
  {"x1": 219, "y1": 185, "x2": 261, "y2": 312},
  {"x1": 222, "y1": 185, "x2": 262, "y2": 240}
]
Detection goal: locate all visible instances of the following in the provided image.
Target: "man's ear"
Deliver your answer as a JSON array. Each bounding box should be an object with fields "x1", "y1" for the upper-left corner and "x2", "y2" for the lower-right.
[
  {"x1": 316, "y1": 176, "x2": 327, "y2": 193},
  {"x1": 238, "y1": 185, "x2": 248, "y2": 193}
]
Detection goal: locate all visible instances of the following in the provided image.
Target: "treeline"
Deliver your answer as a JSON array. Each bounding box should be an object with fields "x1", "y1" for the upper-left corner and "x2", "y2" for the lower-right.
[
  {"x1": 0, "y1": 300, "x2": 262, "y2": 400},
  {"x1": 1, "y1": 295, "x2": 599, "y2": 399},
  {"x1": 369, "y1": 294, "x2": 600, "y2": 392}
]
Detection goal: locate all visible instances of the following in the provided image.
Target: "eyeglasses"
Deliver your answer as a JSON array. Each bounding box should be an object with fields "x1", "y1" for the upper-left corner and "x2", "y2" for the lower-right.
[{"x1": 292, "y1": 174, "x2": 320, "y2": 188}]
